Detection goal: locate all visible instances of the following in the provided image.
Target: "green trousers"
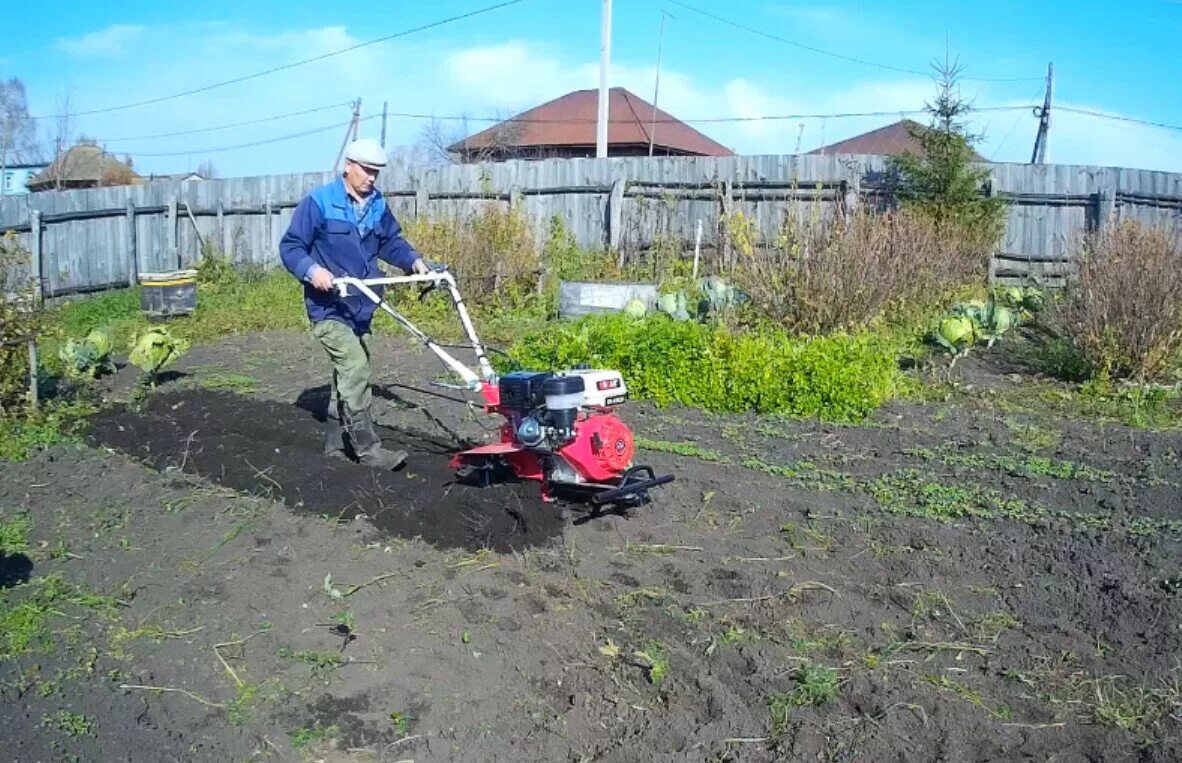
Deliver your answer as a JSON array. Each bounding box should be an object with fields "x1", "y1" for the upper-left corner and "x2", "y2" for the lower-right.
[{"x1": 312, "y1": 319, "x2": 372, "y2": 415}]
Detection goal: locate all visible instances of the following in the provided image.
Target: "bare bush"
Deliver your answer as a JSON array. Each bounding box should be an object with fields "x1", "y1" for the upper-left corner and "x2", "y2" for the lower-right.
[
  {"x1": 1042, "y1": 221, "x2": 1182, "y2": 382},
  {"x1": 733, "y1": 208, "x2": 990, "y2": 335},
  {"x1": 402, "y1": 203, "x2": 541, "y2": 302}
]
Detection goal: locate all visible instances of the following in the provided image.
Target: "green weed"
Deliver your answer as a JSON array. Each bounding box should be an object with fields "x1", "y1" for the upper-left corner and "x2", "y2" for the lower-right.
[
  {"x1": 767, "y1": 662, "x2": 840, "y2": 735},
  {"x1": 0, "y1": 511, "x2": 32, "y2": 554},
  {"x1": 277, "y1": 647, "x2": 345, "y2": 677},
  {"x1": 633, "y1": 640, "x2": 670, "y2": 685},
  {"x1": 40, "y1": 710, "x2": 95, "y2": 737},
  {"x1": 289, "y1": 722, "x2": 340, "y2": 750}
]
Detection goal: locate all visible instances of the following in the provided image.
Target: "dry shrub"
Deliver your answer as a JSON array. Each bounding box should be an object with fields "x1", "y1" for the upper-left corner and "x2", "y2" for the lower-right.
[
  {"x1": 1043, "y1": 221, "x2": 1182, "y2": 382},
  {"x1": 403, "y1": 203, "x2": 540, "y2": 302},
  {"x1": 0, "y1": 234, "x2": 42, "y2": 410},
  {"x1": 733, "y1": 208, "x2": 990, "y2": 335}
]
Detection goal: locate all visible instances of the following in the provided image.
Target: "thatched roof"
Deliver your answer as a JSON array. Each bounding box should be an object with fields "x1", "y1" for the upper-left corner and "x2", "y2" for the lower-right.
[{"x1": 27, "y1": 143, "x2": 140, "y2": 191}]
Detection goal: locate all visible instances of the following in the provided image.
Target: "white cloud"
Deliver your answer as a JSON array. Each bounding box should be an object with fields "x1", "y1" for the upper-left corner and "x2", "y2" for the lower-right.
[
  {"x1": 27, "y1": 31, "x2": 1182, "y2": 176},
  {"x1": 55, "y1": 25, "x2": 145, "y2": 57}
]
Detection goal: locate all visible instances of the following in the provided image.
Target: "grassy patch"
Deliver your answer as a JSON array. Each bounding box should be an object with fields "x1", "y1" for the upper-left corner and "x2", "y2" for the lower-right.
[
  {"x1": 0, "y1": 511, "x2": 32, "y2": 554},
  {"x1": 1003, "y1": 419, "x2": 1062, "y2": 452},
  {"x1": 905, "y1": 446, "x2": 1115, "y2": 482},
  {"x1": 635, "y1": 437, "x2": 728, "y2": 462},
  {"x1": 867, "y1": 469, "x2": 1043, "y2": 523},
  {"x1": 0, "y1": 574, "x2": 118, "y2": 660},
  {"x1": 0, "y1": 400, "x2": 94, "y2": 461},
  {"x1": 198, "y1": 373, "x2": 258, "y2": 392}
]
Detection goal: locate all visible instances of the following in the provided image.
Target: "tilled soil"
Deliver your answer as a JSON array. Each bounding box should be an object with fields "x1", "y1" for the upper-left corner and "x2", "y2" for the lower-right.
[{"x1": 1, "y1": 330, "x2": 1180, "y2": 763}]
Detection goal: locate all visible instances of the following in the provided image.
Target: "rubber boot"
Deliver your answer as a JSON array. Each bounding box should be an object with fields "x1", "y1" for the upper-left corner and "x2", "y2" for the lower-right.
[
  {"x1": 323, "y1": 415, "x2": 350, "y2": 461},
  {"x1": 344, "y1": 408, "x2": 408, "y2": 470}
]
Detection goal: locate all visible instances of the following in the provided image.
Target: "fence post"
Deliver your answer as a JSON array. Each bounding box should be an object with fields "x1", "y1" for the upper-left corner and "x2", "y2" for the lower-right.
[
  {"x1": 843, "y1": 165, "x2": 861, "y2": 218},
  {"x1": 415, "y1": 182, "x2": 429, "y2": 219},
  {"x1": 509, "y1": 185, "x2": 522, "y2": 209},
  {"x1": 1097, "y1": 170, "x2": 1118, "y2": 231},
  {"x1": 125, "y1": 198, "x2": 137, "y2": 287},
  {"x1": 30, "y1": 209, "x2": 42, "y2": 304},
  {"x1": 167, "y1": 195, "x2": 178, "y2": 270},
  {"x1": 609, "y1": 178, "x2": 626, "y2": 265},
  {"x1": 216, "y1": 199, "x2": 225, "y2": 248},
  {"x1": 27, "y1": 339, "x2": 38, "y2": 408},
  {"x1": 719, "y1": 180, "x2": 734, "y2": 270},
  {"x1": 219, "y1": 200, "x2": 231, "y2": 260},
  {"x1": 265, "y1": 194, "x2": 273, "y2": 254}
]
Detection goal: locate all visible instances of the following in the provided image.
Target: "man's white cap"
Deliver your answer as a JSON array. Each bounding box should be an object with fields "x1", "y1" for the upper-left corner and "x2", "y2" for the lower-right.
[{"x1": 344, "y1": 138, "x2": 388, "y2": 169}]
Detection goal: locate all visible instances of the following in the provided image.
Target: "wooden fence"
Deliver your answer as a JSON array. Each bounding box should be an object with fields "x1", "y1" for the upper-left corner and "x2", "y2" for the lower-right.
[{"x1": 1, "y1": 154, "x2": 1180, "y2": 299}]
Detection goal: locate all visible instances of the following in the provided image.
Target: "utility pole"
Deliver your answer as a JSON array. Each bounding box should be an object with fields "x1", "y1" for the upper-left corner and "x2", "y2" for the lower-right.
[
  {"x1": 333, "y1": 98, "x2": 362, "y2": 173},
  {"x1": 597, "y1": 0, "x2": 613, "y2": 158},
  {"x1": 380, "y1": 101, "x2": 389, "y2": 148},
  {"x1": 648, "y1": 10, "x2": 674, "y2": 157},
  {"x1": 1031, "y1": 62, "x2": 1053, "y2": 164}
]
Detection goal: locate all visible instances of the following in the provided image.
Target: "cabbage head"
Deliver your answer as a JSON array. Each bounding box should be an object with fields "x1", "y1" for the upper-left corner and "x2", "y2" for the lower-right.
[{"x1": 129, "y1": 327, "x2": 189, "y2": 376}]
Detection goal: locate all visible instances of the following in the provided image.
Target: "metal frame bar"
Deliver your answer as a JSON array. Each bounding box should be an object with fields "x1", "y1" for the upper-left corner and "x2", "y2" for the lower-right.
[{"x1": 333, "y1": 272, "x2": 496, "y2": 389}]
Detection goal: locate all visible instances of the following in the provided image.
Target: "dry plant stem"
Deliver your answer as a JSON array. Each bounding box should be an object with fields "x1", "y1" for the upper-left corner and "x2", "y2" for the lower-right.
[
  {"x1": 119, "y1": 684, "x2": 225, "y2": 708},
  {"x1": 213, "y1": 630, "x2": 266, "y2": 687}
]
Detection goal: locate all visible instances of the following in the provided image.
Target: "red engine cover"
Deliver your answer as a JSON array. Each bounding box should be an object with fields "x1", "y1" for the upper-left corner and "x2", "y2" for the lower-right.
[{"x1": 558, "y1": 412, "x2": 635, "y2": 483}]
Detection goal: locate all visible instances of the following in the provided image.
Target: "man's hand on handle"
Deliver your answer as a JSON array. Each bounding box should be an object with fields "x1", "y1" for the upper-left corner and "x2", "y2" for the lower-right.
[{"x1": 308, "y1": 264, "x2": 335, "y2": 292}]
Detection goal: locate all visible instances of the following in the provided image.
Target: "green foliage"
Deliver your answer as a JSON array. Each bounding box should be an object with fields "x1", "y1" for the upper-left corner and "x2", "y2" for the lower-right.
[
  {"x1": 887, "y1": 61, "x2": 1007, "y2": 244},
  {"x1": 509, "y1": 313, "x2": 901, "y2": 422}
]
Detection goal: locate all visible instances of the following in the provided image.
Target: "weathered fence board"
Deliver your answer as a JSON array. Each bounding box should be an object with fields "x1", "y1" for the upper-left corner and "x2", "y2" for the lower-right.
[{"x1": 2, "y1": 155, "x2": 1180, "y2": 298}]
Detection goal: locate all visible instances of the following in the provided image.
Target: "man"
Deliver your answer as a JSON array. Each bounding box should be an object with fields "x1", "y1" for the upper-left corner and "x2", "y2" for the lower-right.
[{"x1": 279, "y1": 137, "x2": 433, "y2": 469}]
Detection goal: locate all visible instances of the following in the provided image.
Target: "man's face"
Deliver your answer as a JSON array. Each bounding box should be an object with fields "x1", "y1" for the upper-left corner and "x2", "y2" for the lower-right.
[{"x1": 343, "y1": 160, "x2": 379, "y2": 197}]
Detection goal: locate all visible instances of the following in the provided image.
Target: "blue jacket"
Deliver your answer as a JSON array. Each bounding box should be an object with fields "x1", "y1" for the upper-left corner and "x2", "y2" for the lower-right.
[{"x1": 279, "y1": 177, "x2": 421, "y2": 334}]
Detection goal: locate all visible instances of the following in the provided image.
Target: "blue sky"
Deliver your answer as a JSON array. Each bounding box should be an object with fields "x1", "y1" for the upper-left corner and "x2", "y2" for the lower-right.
[{"x1": 7, "y1": 0, "x2": 1182, "y2": 177}]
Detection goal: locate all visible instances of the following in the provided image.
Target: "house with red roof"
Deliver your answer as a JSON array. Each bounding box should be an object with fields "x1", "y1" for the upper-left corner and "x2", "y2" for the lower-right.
[{"x1": 448, "y1": 87, "x2": 733, "y2": 161}]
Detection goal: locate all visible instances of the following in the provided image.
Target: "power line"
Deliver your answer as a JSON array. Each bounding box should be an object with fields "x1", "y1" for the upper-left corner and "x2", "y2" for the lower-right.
[
  {"x1": 127, "y1": 115, "x2": 380, "y2": 157},
  {"x1": 96, "y1": 102, "x2": 354, "y2": 142},
  {"x1": 1056, "y1": 105, "x2": 1182, "y2": 132},
  {"x1": 382, "y1": 104, "x2": 1035, "y2": 126},
  {"x1": 109, "y1": 105, "x2": 1040, "y2": 157},
  {"x1": 667, "y1": 0, "x2": 1043, "y2": 83},
  {"x1": 24, "y1": 0, "x2": 527, "y2": 121}
]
